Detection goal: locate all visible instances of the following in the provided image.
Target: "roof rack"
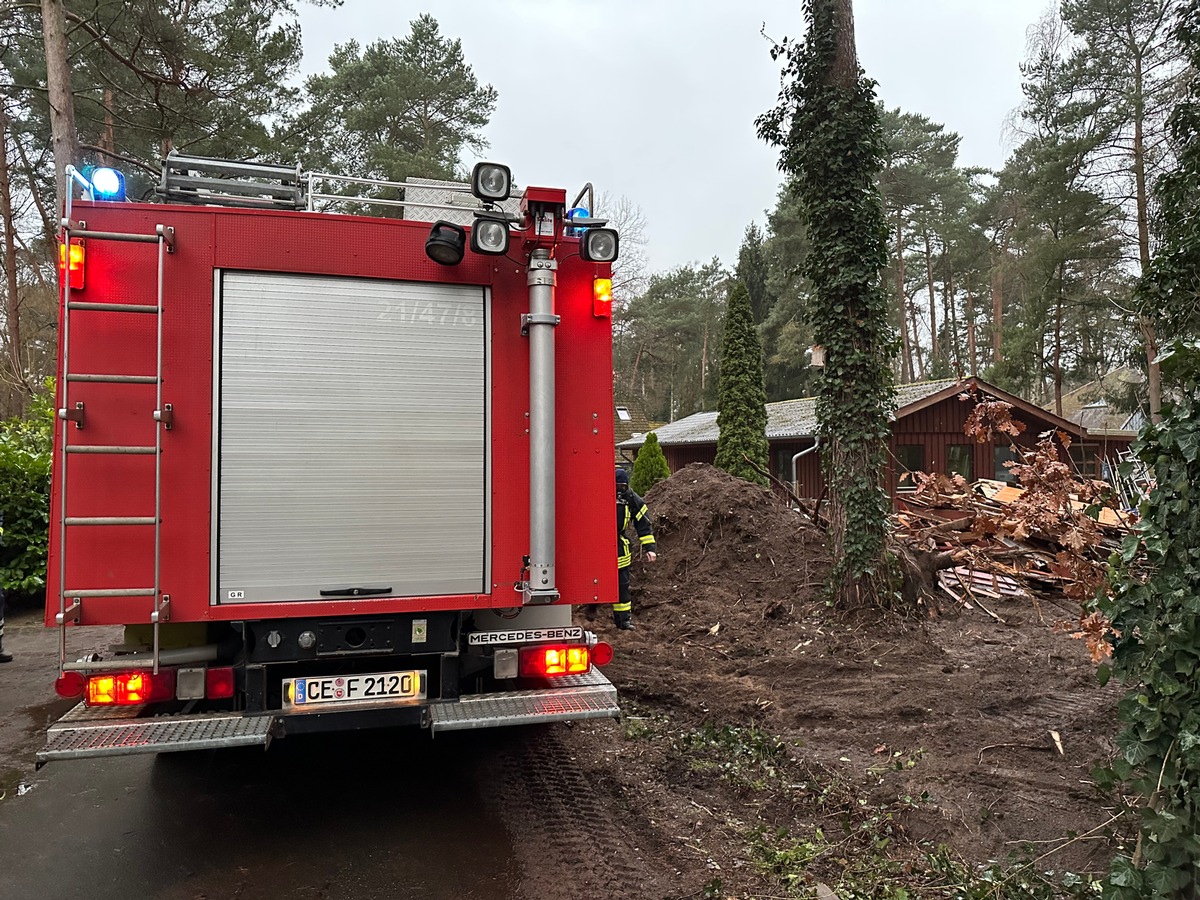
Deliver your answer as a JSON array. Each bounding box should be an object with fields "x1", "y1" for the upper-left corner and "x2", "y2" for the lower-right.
[{"x1": 159, "y1": 152, "x2": 306, "y2": 210}]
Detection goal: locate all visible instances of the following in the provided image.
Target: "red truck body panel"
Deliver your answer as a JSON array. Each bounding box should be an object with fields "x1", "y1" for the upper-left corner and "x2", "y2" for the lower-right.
[{"x1": 46, "y1": 200, "x2": 617, "y2": 627}]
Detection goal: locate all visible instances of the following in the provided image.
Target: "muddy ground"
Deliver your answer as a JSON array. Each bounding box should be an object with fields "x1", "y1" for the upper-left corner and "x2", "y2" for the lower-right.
[
  {"x1": 545, "y1": 464, "x2": 1122, "y2": 898},
  {"x1": 1, "y1": 463, "x2": 1123, "y2": 899}
]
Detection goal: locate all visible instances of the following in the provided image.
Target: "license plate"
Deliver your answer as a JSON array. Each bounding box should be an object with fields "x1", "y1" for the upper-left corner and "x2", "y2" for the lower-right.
[{"x1": 283, "y1": 670, "x2": 426, "y2": 712}]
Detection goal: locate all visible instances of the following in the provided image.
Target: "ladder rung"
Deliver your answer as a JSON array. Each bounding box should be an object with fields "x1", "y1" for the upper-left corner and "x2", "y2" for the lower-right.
[
  {"x1": 67, "y1": 374, "x2": 158, "y2": 384},
  {"x1": 66, "y1": 445, "x2": 157, "y2": 455},
  {"x1": 63, "y1": 589, "x2": 156, "y2": 598},
  {"x1": 69, "y1": 228, "x2": 160, "y2": 244},
  {"x1": 65, "y1": 517, "x2": 157, "y2": 526},
  {"x1": 68, "y1": 302, "x2": 160, "y2": 314}
]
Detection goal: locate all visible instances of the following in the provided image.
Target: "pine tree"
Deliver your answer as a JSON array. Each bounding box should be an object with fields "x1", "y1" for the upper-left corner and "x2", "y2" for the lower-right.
[
  {"x1": 714, "y1": 281, "x2": 769, "y2": 486},
  {"x1": 1137, "y1": 0, "x2": 1200, "y2": 342},
  {"x1": 630, "y1": 433, "x2": 669, "y2": 496}
]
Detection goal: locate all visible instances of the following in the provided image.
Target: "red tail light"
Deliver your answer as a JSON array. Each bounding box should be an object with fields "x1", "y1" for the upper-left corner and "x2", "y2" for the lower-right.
[
  {"x1": 591, "y1": 641, "x2": 614, "y2": 667},
  {"x1": 206, "y1": 667, "x2": 235, "y2": 699},
  {"x1": 85, "y1": 670, "x2": 175, "y2": 706},
  {"x1": 54, "y1": 671, "x2": 86, "y2": 699},
  {"x1": 519, "y1": 644, "x2": 590, "y2": 678}
]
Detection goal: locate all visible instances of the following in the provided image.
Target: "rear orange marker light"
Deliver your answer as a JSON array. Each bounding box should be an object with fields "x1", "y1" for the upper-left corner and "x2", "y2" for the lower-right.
[
  {"x1": 593, "y1": 277, "x2": 613, "y2": 317},
  {"x1": 59, "y1": 239, "x2": 85, "y2": 290}
]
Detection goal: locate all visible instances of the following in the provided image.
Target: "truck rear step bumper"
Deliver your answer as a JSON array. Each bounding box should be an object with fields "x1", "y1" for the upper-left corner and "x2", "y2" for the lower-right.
[
  {"x1": 36, "y1": 669, "x2": 620, "y2": 762},
  {"x1": 429, "y1": 668, "x2": 620, "y2": 733},
  {"x1": 37, "y1": 707, "x2": 275, "y2": 764}
]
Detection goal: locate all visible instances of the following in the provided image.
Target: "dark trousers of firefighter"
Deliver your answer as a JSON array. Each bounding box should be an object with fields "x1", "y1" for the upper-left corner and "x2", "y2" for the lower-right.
[{"x1": 613, "y1": 566, "x2": 632, "y2": 615}]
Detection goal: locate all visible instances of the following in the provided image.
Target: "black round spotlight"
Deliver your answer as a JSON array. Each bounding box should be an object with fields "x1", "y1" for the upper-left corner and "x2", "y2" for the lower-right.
[{"x1": 426, "y1": 221, "x2": 466, "y2": 266}]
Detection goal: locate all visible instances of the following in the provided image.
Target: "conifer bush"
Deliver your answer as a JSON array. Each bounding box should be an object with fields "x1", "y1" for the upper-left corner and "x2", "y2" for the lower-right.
[
  {"x1": 714, "y1": 281, "x2": 770, "y2": 486},
  {"x1": 630, "y1": 433, "x2": 670, "y2": 496}
]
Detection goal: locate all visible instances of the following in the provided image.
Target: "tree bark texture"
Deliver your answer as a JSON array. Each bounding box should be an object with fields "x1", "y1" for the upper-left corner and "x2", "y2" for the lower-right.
[
  {"x1": 896, "y1": 211, "x2": 912, "y2": 382},
  {"x1": 0, "y1": 101, "x2": 28, "y2": 414},
  {"x1": 924, "y1": 231, "x2": 938, "y2": 363},
  {"x1": 831, "y1": 0, "x2": 859, "y2": 88},
  {"x1": 41, "y1": 0, "x2": 80, "y2": 219}
]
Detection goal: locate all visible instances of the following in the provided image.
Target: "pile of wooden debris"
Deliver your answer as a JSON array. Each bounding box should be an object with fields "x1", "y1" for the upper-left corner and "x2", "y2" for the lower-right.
[{"x1": 893, "y1": 469, "x2": 1132, "y2": 636}]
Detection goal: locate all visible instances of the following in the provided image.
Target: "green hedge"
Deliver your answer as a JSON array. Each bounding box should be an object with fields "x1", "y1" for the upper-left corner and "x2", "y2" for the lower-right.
[{"x1": 0, "y1": 389, "x2": 53, "y2": 599}]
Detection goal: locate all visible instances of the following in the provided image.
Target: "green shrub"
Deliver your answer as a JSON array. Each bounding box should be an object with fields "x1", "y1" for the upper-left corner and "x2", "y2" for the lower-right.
[
  {"x1": 631, "y1": 432, "x2": 670, "y2": 495},
  {"x1": 0, "y1": 388, "x2": 54, "y2": 598}
]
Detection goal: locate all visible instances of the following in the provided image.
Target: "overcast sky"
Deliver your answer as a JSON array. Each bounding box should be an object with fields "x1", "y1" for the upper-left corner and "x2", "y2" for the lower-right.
[{"x1": 295, "y1": 0, "x2": 1052, "y2": 274}]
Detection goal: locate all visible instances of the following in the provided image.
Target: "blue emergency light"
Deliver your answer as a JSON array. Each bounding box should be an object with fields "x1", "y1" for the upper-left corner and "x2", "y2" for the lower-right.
[
  {"x1": 566, "y1": 207, "x2": 589, "y2": 237},
  {"x1": 86, "y1": 167, "x2": 126, "y2": 201}
]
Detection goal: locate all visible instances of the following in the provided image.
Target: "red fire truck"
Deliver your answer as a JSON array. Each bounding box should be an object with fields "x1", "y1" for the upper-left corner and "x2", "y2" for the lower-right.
[{"x1": 37, "y1": 154, "x2": 622, "y2": 763}]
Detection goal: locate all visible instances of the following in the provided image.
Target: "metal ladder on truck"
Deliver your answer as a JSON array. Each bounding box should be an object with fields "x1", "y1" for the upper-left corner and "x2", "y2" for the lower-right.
[{"x1": 56, "y1": 166, "x2": 175, "y2": 675}]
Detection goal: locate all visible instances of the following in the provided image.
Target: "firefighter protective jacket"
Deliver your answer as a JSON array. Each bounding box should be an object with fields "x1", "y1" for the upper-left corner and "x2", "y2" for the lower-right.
[{"x1": 617, "y1": 489, "x2": 656, "y2": 570}]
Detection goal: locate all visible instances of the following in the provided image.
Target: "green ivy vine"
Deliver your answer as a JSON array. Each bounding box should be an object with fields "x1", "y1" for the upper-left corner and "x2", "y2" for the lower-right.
[
  {"x1": 1097, "y1": 341, "x2": 1200, "y2": 898},
  {"x1": 756, "y1": 0, "x2": 897, "y2": 603}
]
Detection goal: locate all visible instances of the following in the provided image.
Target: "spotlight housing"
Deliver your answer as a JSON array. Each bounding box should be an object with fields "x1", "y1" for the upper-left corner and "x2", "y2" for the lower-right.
[
  {"x1": 425, "y1": 221, "x2": 466, "y2": 266},
  {"x1": 580, "y1": 228, "x2": 620, "y2": 263},
  {"x1": 471, "y1": 162, "x2": 512, "y2": 203},
  {"x1": 470, "y1": 213, "x2": 510, "y2": 256}
]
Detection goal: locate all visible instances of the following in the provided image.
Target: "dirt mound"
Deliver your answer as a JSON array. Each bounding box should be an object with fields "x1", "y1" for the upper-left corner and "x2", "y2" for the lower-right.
[
  {"x1": 635, "y1": 462, "x2": 829, "y2": 633},
  {"x1": 567, "y1": 463, "x2": 1120, "y2": 895}
]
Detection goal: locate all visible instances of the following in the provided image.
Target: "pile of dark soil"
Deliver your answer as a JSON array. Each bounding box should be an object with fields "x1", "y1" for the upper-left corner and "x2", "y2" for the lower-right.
[
  {"x1": 637, "y1": 462, "x2": 830, "y2": 639},
  {"x1": 562, "y1": 463, "x2": 1121, "y2": 897}
]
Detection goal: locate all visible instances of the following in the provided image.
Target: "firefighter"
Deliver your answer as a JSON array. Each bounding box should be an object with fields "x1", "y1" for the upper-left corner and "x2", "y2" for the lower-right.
[{"x1": 614, "y1": 467, "x2": 656, "y2": 630}]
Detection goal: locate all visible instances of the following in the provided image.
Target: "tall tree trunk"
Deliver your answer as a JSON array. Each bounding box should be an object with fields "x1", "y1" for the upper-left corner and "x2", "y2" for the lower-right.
[
  {"x1": 41, "y1": 0, "x2": 79, "y2": 219},
  {"x1": 100, "y1": 88, "x2": 116, "y2": 163},
  {"x1": 965, "y1": 284, "x2": 978, "y2": 377},
  {"x1": 923, "y1": 230, "x2": 939, "y2": 365},
  {"x1": 1053, "y1": 262, "x2": 1066, "y2": 416},
  {"x1": 991, "y1": 237, "x2": 1006, "y2": 365},
  {"x1": 830, "y1": 0, "x2": 859, "y2": 88},
  {"x1": 0, "y1": 101, "x2": 27, "y2": 415},
  {"x1": 896, "y1": 210, "x2": 913, "y2": 382},
  {"x1": 628, "y1": 343, "x2": 645, "y2": 395},
  {"x1": 908, "y1": 299, "x2": 925, "y2": 378},
  {"x1": 1131, "y1": 49, "x2": 1161, "y2": 423},
  {"x1": 944, "y1": 250, "x2": 962, "y2": 378}
]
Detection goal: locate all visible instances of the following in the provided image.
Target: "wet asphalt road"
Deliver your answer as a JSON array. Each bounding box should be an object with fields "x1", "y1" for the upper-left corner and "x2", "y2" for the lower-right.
[{"x1": 0, "y1": 609, "x2": 519, "y2": 900}]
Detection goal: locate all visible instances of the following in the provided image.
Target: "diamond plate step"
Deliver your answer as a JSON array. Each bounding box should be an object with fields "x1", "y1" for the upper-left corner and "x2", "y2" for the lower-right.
[
  {"x1": 429, "y1": 668, "x2": 620, "y2": 733},
  {"x1": 37, "y1": 710, "x2": 276, "y2": 763}
]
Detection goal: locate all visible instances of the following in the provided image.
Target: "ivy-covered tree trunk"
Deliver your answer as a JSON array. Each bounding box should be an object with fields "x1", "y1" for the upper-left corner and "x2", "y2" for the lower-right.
[
  {"x1": 714, "y1": 281, "x2": 769, "y2": 486},
  {"x1": 757, "y1": 0, "x2": 896, "y2": 606}
]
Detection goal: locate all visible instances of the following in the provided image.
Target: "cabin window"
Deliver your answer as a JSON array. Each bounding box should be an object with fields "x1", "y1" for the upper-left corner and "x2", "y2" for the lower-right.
[
  {"x1": 1070, "y1": 444, "x2": 1100, "y2": 478},
  {"x1": 895, "y1": 444, "x2": 924, "y2": 490},
  {"x1": 946, "y1": 444, "x2": 974, "y2": 481},
  {"x1": 993, "y1": 446, "x2": 1019, "y2": 483}
]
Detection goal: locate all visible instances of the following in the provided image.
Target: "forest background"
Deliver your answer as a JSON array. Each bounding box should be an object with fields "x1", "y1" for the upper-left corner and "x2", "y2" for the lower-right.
[{"x1": 0, "y1": 0, "x2": 1189, "y2": 426}]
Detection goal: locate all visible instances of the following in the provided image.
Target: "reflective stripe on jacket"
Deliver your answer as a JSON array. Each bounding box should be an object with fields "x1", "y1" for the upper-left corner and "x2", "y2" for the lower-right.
[{"x1": 617, "y1": 490, "x2": 655, "y2": 569}]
